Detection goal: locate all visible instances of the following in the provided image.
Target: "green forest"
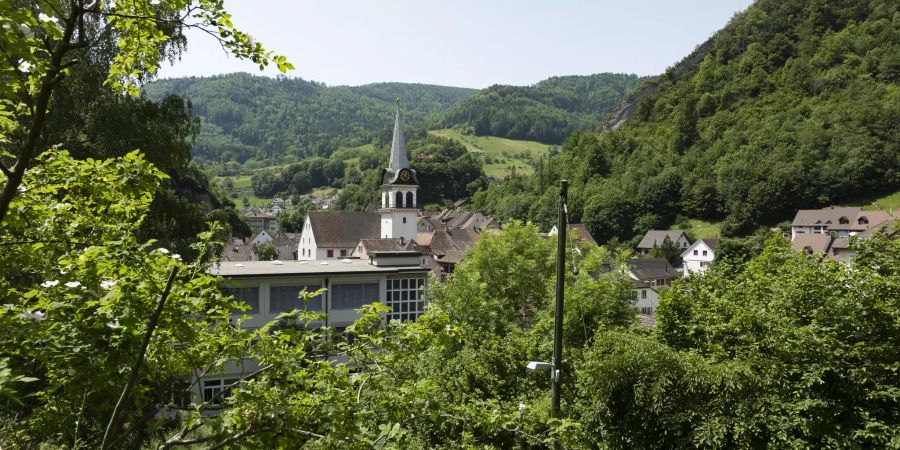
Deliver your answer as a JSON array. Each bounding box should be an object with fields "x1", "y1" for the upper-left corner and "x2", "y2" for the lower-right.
[
  {"x1": 474, "y1": 0, "x2": 900, "y2": 242},
  {"x1": 248, "y1": 134, "x2": 487, "y2": 212},
  {"x1": 2, "y1": 0, "x2": 900, "y2": 448},
  {"x1": 438, "y1": 73, "x2": 648, "y2": 143},
  {"x1": 143, "y1": 75, "x2": 477, "y2": 171}
]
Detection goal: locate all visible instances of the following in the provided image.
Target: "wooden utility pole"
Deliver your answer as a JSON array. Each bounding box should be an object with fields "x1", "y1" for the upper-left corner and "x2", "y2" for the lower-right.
[{"x1": 551, "y1": 180, "x2": 567, "y2": 418}]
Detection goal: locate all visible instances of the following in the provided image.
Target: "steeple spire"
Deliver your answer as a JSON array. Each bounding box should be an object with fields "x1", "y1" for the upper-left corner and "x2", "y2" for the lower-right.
[{"x1": 389, "y1": 98, "x2": 408, "y2": 171}]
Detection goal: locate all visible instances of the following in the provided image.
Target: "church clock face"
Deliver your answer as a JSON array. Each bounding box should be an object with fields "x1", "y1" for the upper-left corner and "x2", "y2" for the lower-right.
[{"x1": 398, "y1": 168, "x2": 411, "y2": 182}]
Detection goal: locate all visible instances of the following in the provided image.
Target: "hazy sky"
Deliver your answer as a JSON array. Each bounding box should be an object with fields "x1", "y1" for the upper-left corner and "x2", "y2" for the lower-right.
[{"x1": 157, "y1": 0, "x2": 754, "y2": 88}]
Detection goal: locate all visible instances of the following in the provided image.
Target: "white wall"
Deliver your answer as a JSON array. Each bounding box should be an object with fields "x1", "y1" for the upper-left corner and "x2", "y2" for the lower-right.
[
  {"x1": 381, "y1": 211, "x2": 417, "y2": 240},
  {"x1": 298, "y1": 216, "x2": 317, "y2": 260},
  {"x1": 683, "y1": 242, "x2": 715, "y2": 275},
  {"x1": 634, "y1": 287, "x2": 659, "y2": 316}
]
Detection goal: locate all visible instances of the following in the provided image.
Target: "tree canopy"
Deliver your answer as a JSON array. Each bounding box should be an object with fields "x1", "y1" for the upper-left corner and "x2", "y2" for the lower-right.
[{"x1": 472, "y1": 0, "x2": 900, "y2": 242}]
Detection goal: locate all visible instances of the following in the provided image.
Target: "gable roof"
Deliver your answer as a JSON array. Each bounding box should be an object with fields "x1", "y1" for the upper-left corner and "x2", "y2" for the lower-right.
[
  {"x1": 568, "y1": 224, "x2": 598, "y2": 245},
  {"x1": 429, "y1": 229, "x2": 481, "y2": 264},
  {"x1": 791, "y1": 233, "x2": 834, "y2": 255},
  {"x1": 856, "y1": 217, "x2": 898, "y2": 239},
  {"x1": 627, "y1": 258, "x2": 678, "y2": 281},
  {"x1": 681, "y1": 238, "x2": 719, "y2": 258},
  {"x1": 358, "y1": 238, "x2": 418, "y2": 253},
  {"x1": 308, "y1": 211, "x2": 380, "y2": 248},
  {"x1": 700, "y1": 238, "x2": 718, "y2": 250},
  {"x1": 416, "y1": 231, "x2": 434, "y2": 247},
  {"x1": 791, "y1": 207, "x2": 891, "y2": 231},
  {"x1": 637, "y1": 230, "x2": 688, "y2": 249}
]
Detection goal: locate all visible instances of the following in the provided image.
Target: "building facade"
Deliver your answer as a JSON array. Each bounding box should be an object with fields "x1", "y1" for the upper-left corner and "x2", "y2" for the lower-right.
[{"x1": 682, "y1": 238, "x2": 718, "y2": 275}]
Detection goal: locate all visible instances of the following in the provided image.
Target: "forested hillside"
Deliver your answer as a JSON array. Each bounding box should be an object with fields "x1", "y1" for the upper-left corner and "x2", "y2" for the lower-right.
[
  {"x1": 475, "y1": 0, "x2": 900, "y2": 242},
  {"x1": 438, "y1": 73, "x2": 647, "y2": 143},
  {"x1": 143, "y1": 74, "x2": 476, "y2": 171}
]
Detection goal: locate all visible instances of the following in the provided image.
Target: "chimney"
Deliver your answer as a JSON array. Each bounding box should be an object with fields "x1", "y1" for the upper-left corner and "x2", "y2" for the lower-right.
[{"x1": 399, "y1": 236, "x2": 405, "y2": 246}]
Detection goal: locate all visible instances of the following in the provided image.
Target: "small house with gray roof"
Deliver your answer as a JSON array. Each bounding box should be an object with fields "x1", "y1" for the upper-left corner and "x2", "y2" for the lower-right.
[
  {"x1": 636, "y1": 230, "x2": 690, "y2": 255},
  {"x1": 627, "y1": 258, "x2": 679, "y2": 288}
]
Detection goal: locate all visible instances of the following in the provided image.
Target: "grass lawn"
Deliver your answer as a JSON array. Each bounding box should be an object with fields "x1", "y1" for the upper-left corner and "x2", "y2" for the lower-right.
[
  {"x1": 842, "y1": 189, "x2": 900, "y2": 211},
  {"x1": 214, "y1": 174, "x2": 271, "y2": 207},
  {"x1": 673, "y1": 219, "x2": 723, "y2": 239},
  {"x1": 428, "y1": 128, "x2": 553, "y2": 178}
]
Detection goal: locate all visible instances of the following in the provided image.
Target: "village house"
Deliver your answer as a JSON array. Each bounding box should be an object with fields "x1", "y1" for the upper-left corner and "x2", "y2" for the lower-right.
[
  {"x1": 681, "y1": 238, "x2": 718, "y2": 275},
  {"x1": 636, "y1": 230, "x2": 691, "y2": 255},
  {"x1": 632, "y1": 280, "x2": 660, "y2": 316},
  {"x1": 627, "y1": 258, "x2": 679, "y2": 288},
  {"x1": 791, "y1": 217, "x2": 897, "y2": 263},
  {"x1": 790, "y1": 207, "x2": 890, "y2": 240},
  {"x1": 243, "y1": 208, "x2": 278, "y2": 232}
]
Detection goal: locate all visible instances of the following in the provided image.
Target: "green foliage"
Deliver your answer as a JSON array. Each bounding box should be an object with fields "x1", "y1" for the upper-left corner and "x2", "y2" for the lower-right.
[
  {"x1": 277, "y1": 196, "x2": 316, "y2": 232},
  {"x1": 439, "y1": 74, "x2": 648, "y2": 143},
  {"x1": 255, "y1": 242, "x2": 277, "y2": 261},
  {"x1": 651, "y1": 236, "x2": 684, "y2": 266},
  {"x1": 656, "y1": 232, "x2": 900, "y2": 447},
  {"x1": 429, "y1": 128, "x2": 553, "y2": 178},
  {"x1": 143, "y1": 74, "x2": 477, "y2": 168},
  {"x1": 473, "y1": 0, "x2": 900, "y2": 242},
  {"x1": 0, "y1": 150, "x2": 240, "y2": 446},
  {"x1": 335, "y1": 135, "x2": 488, "y2": 210}
]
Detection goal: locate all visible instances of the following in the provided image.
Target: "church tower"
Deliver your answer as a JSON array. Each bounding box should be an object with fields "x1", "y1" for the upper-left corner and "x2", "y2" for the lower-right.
[{"x1": 379, "y1": 100, "x2": 418, "y2": 240}]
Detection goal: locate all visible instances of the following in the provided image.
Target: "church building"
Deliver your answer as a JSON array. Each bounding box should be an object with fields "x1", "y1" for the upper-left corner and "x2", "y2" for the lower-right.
[{"x1": 297, "y1": 100, "x2": 419, "y2": 260}]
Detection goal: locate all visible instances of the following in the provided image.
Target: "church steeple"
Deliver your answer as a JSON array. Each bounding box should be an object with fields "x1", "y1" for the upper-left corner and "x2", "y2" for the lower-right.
[
  {"x1": 379, "y1": 99, "x2": 418, "y2": 240},
  {"x1": 389, "y1": 98, "x2": 409, "y2": 171}
]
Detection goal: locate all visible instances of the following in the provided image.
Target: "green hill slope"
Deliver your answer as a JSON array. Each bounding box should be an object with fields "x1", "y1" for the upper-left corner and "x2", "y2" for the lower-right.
[
  {"x1": 428, "y1": 129, "x2": 554, "y2": 178},
  {"x1": 438, "y1": 73, "x2": 648, "y2": 144},
  {"x1": 474, "y1": 0, "x2": 900, "y2": 242},
  {"x1": 143, "y1": 74, "x2": 476, "y2": 170}
]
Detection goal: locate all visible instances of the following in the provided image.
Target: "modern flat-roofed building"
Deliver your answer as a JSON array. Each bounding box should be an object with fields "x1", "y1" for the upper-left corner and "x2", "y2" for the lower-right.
[{"x1": 212, "y1": 257, "x2": 429, "y2": 330}]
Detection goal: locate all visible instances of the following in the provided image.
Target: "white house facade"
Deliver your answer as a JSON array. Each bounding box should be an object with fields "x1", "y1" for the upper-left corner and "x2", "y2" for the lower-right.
[
  {"x1": 682, "y1": 238, "x2": 718, "y2": 276},
  {"x1": 633, "y1": 280, "x2": 660, "y2": 316}
]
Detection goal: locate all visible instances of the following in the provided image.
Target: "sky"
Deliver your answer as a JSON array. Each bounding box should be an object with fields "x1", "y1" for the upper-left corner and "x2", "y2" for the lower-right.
[{"x1": 156, "y1": 0, "x2": 754, "y2": 89}]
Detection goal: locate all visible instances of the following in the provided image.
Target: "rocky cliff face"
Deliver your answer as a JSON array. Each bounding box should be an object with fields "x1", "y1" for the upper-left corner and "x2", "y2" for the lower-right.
[{"x1": 601, "y1": 37, "x2": 715, "y2": 132}]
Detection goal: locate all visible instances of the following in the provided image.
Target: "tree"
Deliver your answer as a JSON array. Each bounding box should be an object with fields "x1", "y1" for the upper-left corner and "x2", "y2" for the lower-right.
[
  {"x1": 0, "y1": 0, "x2": 292, "y2": 224},
  {"x1": 256, "y1": 242, "x2": 277, "y2": 261},
  {"x1": 0, "y1": 150, "x2": 242, "y2": 447},
  {"x1": 655, "y1": 232, "x2": 900, "y2": 447},
  {"x1": 651, "y1": 236, "x2": 683, "y2": 266}
]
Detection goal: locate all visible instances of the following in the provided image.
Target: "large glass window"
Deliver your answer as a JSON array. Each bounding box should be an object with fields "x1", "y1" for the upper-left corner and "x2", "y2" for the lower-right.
[
  {"x1": 223, "y1": 286, "x2": 259, "y2": 314},
  {"x1": 331, "y1": 282, "x2": 380, "y2": 310},
  {"x1": 270, "y1": 285, "x2": 322, "y2": 313},
  {"x1": 386, "y1": 278, "x2": 426, "y2": 322}
]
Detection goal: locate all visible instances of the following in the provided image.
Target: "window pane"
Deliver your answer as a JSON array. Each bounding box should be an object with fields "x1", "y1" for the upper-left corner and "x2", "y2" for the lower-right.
[
  {"x1": 331, "y1": 283, "x2": 380, "y2": 310},
  {"x1": 224, "y1": 286, "x2": 259, "y2": 314},
  {"x1": 271, "y1": 285, "x2": 322, "y2": 312}
]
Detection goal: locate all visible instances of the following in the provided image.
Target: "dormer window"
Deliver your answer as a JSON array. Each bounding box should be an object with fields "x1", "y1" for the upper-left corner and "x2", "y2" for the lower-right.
[
  {"x1": 838, "y1": 216, "x2": 849, "y2": 225},
  {"x1": 858, "y1": 216, "x2": 868, "y2": 225}
]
